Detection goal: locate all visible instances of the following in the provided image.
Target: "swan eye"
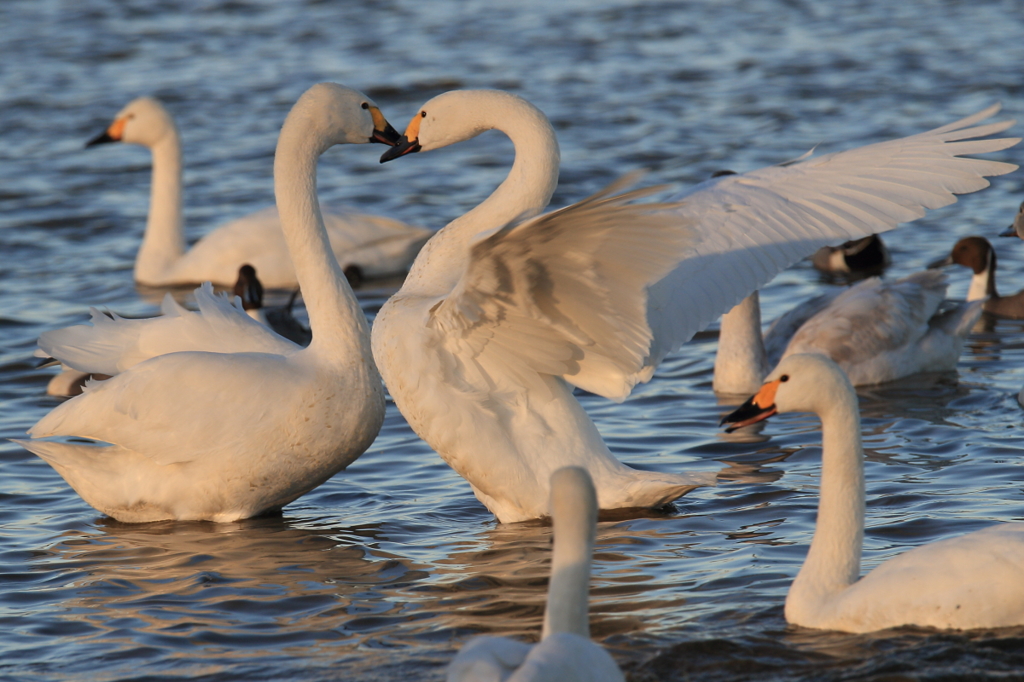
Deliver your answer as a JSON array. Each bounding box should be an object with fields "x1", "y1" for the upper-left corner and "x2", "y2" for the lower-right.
[
  {"x1": 780, "y1": 375, "x2": 789, "y2": 382},
  {"x1": 361, "y1": 102, "x2": 369, "y2": 110},
  {"x1": 421, "y1": 111, "x2": 427, "y2": 118}
]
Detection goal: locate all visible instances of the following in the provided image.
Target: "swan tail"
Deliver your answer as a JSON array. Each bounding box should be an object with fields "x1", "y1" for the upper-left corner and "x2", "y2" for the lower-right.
[{"x1": 618, "y1": 469, "x2": 716, "y2": 508}]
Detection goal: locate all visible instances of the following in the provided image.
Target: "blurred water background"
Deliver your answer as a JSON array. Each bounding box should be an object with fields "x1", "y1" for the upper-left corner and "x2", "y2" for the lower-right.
[{"x1": 2, "y1": 0, "x2": 1024, "y2": 679}]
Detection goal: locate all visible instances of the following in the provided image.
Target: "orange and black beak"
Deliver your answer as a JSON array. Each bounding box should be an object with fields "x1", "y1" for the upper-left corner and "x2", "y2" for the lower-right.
[
  {"x1": 720, "y1": 378, "x2": 782, "y2": 432},
  {"x1": 380, "y1": 110, "x2": 424, "y2": 163},
  {"x1": 368, "y1": 106, "x2": 401, "y2": 146},
  {"x1": 86, "y1": 116, "x2": 127, "y2": 148}
]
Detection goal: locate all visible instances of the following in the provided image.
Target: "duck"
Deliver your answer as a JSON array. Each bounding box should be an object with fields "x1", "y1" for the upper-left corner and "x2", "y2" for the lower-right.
[
  {"x1": 721, "y1": 353, "x2": 1024, "y2": 633},
  {"x1": 14, "y1": 83, "x2": 391, "y2": 522},
  {"x1": 370, "y1": 91, "x2": 1015, "y2": 523},
  {"x1": 712, "y1": 269, "x2": 982, "y2": 395},
  {"x1": 85, "y1": 95, "x2": 431, "y2": 288},
  {"x1": 40, "y1": 263, "x2": 313, "y2": 397},
  {"x1": 811, "y1": 234, "x2": 890, "y2": 277},
  {"x1": 446, "y1": 467, "x2": 624, "y2": 682},
  {"x1": 928, "y1": 235, "x2": 1024, "y2": 318}
]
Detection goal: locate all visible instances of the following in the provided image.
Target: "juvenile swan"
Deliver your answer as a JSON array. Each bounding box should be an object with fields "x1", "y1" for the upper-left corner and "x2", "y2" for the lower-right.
[
  {"x1": 446, "y1": 467, "x2": 624, "y2": 682},
  {"x1": 87, "y1": 95, "x2": 429, "y2": 287},
  {"x1": 374, "y1": 91, "x2": 1016, "y2": 522},
  {"x1": 722, "y1": 354, "x2": 1024, "y2": 633},
  {"x1": 16, "y1": 84, "x2": 391, "y2": 522}
]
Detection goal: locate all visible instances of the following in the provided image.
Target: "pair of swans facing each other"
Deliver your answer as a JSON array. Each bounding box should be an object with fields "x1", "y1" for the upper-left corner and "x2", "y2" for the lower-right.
[
  {"x1": 87, "y1": 95, "x2": 431, "y2": 288},
  {"x1": 19, "y1": 88, "x2": 1019, "y2": 525}
]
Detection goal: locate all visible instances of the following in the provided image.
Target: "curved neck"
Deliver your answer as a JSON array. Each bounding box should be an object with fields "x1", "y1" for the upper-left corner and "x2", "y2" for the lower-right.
[
  {"x1": 713, "y1": 292, "x2": 768, "y2": 394},
  {"x1": 402, "y1": 97, "x2": 560, "y2": 296},
  {"x1": 541, "y1": 476, "x2": 596, "y2": 640},
  {"x1": 967, "y1": 250, "x2": 997, "y2": 301},
  {"x1": 788, "y1": 388, "x2": 865, "y2": 610},
  {"x1": 135, "y1": 131, "x2": 186, "y2": 282},
  {"x1": 273, "y1": 120, "x2": 372, "y2": 361}
]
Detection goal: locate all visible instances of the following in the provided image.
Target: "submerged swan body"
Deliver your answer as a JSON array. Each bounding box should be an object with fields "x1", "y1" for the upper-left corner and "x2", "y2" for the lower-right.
[
  {"x1": 87, "y1": 96, "x2": 430, "y2": 288},
  {"x1": 713, "y1": 270, "x2": 982, "y2": 394},
  {"x1": 722, "y1": 354, "x2": 1024, "y2": 633},
  {"x1": 16, "y1": 84, "x2": 390, "y2": 522},
  {"x1": 372, "y1": 91, "x2": 1016, "y2": 523},
  {"x1": 446, "y1": 467, "x2": 624, "y2": 682}
]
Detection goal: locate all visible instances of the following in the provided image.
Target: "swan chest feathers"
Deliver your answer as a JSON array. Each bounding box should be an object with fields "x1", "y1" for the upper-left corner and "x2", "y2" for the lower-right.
[
  {"x1": 789, "y1": 523, "x2": 1024, "y2": 633},
  {"x1": 25, "y1": 349, "x2": 384, "y2": 522}
]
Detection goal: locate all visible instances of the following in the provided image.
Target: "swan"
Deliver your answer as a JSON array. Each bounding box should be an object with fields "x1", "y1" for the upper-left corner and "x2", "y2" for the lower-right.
[
  {"x1": 371, "y1": 90, "x2": 1016, "y2": 523},
  {"x1": 39, "y1": 263, "x2": 312, "y2": 397},
  {"x1": 86, "y1": 95, "x2": 431, "y2": 288},
  {"x1": 721, "y1": 353, "x2": 1024, "y2": 633},
  {"x1": 712, "y1": 269, "x2": 983, "y2": 395},
  {"x1": 446, "y1": 467, "x2": 624, "y2": 682},
  {"x1": 999, "y1": 200, "x2": 1024, "y2": 239},
  {"x1": 14, "y1": 83, "x2": 391, "y2": 522},
  {"x1": 929, "y1": 236, "x2": 1024, "y2": 318}
]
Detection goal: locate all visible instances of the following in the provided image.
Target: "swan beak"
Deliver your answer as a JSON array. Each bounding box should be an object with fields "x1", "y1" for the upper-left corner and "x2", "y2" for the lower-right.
[
  {"x1": 379, "y1": 135, "x2": 421, "y2": 162},
  {"x1": 720, "y1": 379, "x2": 780, "y2": 432},
  {"x1": 368, "y1": 107, "x2": 401, "y2": 146},
  {"x1": 927, "y1": 254, "x2": 953, "y2": 269},
  {"x1": 85, "y1": 117, "x2": 127, "y2": 148}
]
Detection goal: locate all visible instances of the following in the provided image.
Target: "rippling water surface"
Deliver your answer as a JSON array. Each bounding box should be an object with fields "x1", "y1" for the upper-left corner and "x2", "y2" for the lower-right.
[{"x1": 3, "y1": 1, "x2": 1024, "y2": 680}]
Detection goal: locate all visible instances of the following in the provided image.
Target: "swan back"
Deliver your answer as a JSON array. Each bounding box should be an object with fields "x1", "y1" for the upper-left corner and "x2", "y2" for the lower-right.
[{"x1": 542, "y1": 466, "x2": 598, "y2": 640}]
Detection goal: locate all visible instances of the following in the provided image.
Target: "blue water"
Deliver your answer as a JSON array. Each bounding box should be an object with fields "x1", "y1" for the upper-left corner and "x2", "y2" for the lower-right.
[{"x1": 2, "y1": 0, "x2": 1024, "y2": 679}]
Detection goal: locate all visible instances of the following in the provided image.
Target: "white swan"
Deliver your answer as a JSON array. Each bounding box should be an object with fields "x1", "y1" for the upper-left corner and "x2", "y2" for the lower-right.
[
  {"x1": 371, "y1": 90, "x2": 1016, "y2": 523},
  {"x1": 446, "y1": 467, "x2": 624, "y2": 682},
  {"x1": 41, "y1": 264, "x2": 312, "y2": 397},
  {"x1": 14, "y1": 83, "x2": 390, "y2": 522},
  {"x1": 712, "y1": 270, "x2": 983, "y2": 395},
  {"x1": 722, "y1": 353, "x2": 1024, "y2": 633},
  {"x1": 86, "y1": 95, "x2": 430, "y2": 288}
]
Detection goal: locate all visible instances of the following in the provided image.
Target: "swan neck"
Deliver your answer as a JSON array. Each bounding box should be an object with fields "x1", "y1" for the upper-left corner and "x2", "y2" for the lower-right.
[
  {"x1": 790, "y1": 390, "x2": 865, "y2": 605},
  {"x1": 403, "y1": 96, "x2": 559, "y2": 295},
  {"x1": 713, "y1": 292, "x2": 768, "y2": 394},
  {"x1": 273, "y1": 121, "x2": 371, "y2": 360},
  {"x1": 541, "y1": 483, "x2": 595, "y2": 640},
  {"x1": 135, "y1": 132, "x2": 186, "y2": 282}
]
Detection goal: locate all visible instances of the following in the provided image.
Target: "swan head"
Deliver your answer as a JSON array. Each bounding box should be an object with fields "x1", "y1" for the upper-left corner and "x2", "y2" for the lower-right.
[
  {"x1": 721, "y1": 353, "x2": 853, "y2": 431},
  {"x1": 999, "y1": 200, "x2": 1024, "y2": 238},
  {"x1": 86, "y1": 96, "x2": 177, "y2": 149},
  {"x1": 379, "y1": 89, "x2": 540, "y2": 162},
  {"x1": 285, "y1": 83, "x2": 401, "y2": 151}
]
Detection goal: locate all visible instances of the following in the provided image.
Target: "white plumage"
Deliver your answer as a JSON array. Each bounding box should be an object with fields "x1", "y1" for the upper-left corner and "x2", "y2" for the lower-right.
[
  {"x1": 723, "y1": 354, "x2": 1024, "y2": 633},
  {"x1": 86, "y1": 96, "x2": 430, "y2": 288},
  {"x1": 16, "y1": 84, "x2": 390, "y2": 522},
  {"x1": 373, "y1": 90, "x2": 1016, "y2": 523}
]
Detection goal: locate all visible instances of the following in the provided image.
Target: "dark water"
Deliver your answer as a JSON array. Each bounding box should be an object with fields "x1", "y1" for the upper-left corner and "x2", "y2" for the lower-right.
[{"x1": 3, "y1": 0, "x2": 1024, "y2": 680}]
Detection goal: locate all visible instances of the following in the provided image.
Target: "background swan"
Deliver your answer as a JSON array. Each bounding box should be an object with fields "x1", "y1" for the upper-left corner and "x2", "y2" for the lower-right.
[
  {"x1": 446, "y1": 467, "x2": 624, "y2": 682},
  {"x1": 713, "y1": 270, "x2": 982, "y2": 394},
  {"x1": 87, "y1": 95, "x2": 430, "y2": 288},
  {"x1": 722, "y1": 353, "x2": 1024, "y2": 633},
  {"x1": 372, "y1": 90, "x2": 1016, "y2": 523},
  {"x1": 14, "y1": 83, "x2": 389, "y2": 522}
]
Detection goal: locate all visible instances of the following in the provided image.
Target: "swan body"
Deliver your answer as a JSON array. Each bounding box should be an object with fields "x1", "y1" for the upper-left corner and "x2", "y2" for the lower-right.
[
  {"x1": 87, "y1": 96, "x2": 430, "y2": 288},
  {"x1": 447, "y1": 467, "x2": 624, "y2": 682},
  {"x1": 722, "y1": 353, "x2": 1024, "y2": 633},
  {"x1": 16, "y1": 84, "x2": 391, "y2": 522},
  {"x1": 930, "y1": 236, "x2": 1024, "y2": 318},
  {"x1": 373, "y1": 91, "x2": 1015, "y2": 522},
  {"x1": 714, "y1": 270, "x2": 983, "y2": 394}
]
